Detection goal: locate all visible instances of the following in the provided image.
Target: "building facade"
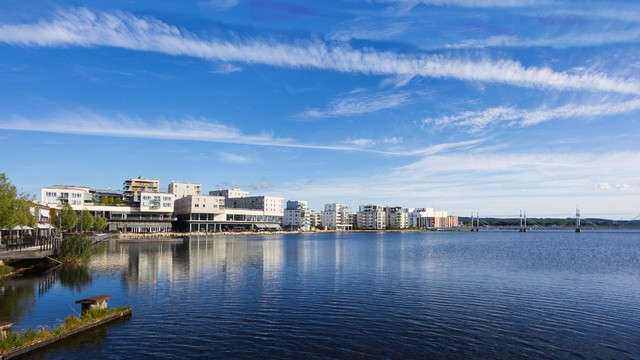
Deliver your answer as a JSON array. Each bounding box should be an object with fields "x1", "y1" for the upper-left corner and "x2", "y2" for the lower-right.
[
  {"x1": 168, "y1": 181, "x2": 202, "y2": 199},
  {"x1": 173, "y1": 195, "x2": 226, "y2": 232},
  {"x1": 321, "y1": 203, "x2": 353, "y2": 231},
  {"x1": 41, "y1": 185, "x2": 91, "y2": 207},
  {"x1": 385, "y1": 206, "x2": 408, "y2": 229},
  {"x1": 123, "y1": 177, "x2": 159, "y2": 203},
  {"x1": 283, "y1": 200, "x2": 310, "y2": 231},
  {"x1": 356, "y1": 204, "x2": 386, "y2": 230}
]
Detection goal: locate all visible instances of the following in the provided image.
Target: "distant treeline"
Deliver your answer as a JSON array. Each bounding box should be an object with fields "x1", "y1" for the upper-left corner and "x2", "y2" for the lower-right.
[{"x1": 459, "y1": 217, "x2": 640, "y2": 228}]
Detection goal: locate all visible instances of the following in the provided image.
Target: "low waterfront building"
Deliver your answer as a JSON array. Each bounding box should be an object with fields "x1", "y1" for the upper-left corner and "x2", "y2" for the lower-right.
[
  {"x1": 173, "y1": 195, "x2": 226, "y2": 232},
  {"x1": 208, "y1": 188, "x2": 284, "y2": 231}
]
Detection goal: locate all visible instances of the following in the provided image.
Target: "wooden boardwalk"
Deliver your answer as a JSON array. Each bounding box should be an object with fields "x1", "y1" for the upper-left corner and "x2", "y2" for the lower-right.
[{"x1": 0, "y1": 237, "x2": 59, "y2": 260}]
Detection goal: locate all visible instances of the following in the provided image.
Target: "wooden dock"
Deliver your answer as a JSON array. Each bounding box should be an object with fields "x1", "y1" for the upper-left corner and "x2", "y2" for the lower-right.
[{"x1": 0, "y1": 247, "x2": 55, "y2": 260}]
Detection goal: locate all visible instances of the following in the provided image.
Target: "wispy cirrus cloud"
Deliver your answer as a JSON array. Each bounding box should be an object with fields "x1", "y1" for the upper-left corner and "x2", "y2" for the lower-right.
[
  {"x1": 1, "y1": 8, "x2": 639, "y2": 95},
  {"x1": 424, "y1": 98, "x2": 640, "y2": 132},
  {"x1": 449, "y1": 28, "x2": 640, "y2": 49},
  {"x1": 0, "y1": 110, "x2": 289, "y2": 146},
  {"x1": 0, "y1": 109, "x2": 477, "y2": 156},
  {"x1": 210, "y1": 63, "x2": 242, "y2": 74},
  {"x1": 297, "y1": 90, "x2": 412, "y2": 119},
  {"x1": 343, "y1": 136, "x2": 403, "y2": 148},
  {"x1": 200, "y1": 0, "x2": 240, "y2": 10},
  {"x1": 327, "y1": 18, "x2": 412, "y2": 42},
  {"x1": 218, "y1": 151, "x2": 251, "y2": 163},
  {"x1": 365, "y1": 0, "x2": 555, "y2": 8}
]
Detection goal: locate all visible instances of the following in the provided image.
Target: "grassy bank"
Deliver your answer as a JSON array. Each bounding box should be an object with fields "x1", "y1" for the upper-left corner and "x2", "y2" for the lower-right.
[
  {"x1": 0, "y1": 264, "x2": 12, "y2": 279},
  {"x1": 0, "y1": 306, "x2": 131, "y2": 357}
]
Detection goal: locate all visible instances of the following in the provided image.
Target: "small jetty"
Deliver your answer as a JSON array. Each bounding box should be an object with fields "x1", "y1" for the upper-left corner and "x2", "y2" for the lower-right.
[{"x1": 0, "y1": 295, "x2": 131, "y2": 360}]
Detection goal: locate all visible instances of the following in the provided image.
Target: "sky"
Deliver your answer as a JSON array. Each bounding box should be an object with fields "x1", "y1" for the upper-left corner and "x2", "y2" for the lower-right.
[{"x1": 1, "y1": 0, "x2": 639, "y2": 219}]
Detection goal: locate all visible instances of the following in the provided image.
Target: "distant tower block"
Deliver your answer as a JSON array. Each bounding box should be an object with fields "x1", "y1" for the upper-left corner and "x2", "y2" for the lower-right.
[{"x1": 575, "y1": 208, "x2": 581, "y2": 233}]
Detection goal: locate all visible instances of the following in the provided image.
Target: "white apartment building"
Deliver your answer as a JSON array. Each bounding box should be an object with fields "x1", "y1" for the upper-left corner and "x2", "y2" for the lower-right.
[
  {"x1": 309, "y1": 210, "x2": 321, "y2": 229},
  {"x1": 140, "y1": 192, "x2": 175, "y2": 213},
  {"x1": 385, "y1": 206, "x2": 408, "y2": 229},
  {"x1": 168, "y1": 181, "x2": 202, "y2": 199},
  {"x1": 356, "y1": 204, "x2": 386, "y2": 230},
  {"x1": 283, "y1": 200, "x2": 310, "y2": 231},
  {"x1": 321, "y1": 203, "x2": 353, "y2": 231},
  {"x1": 174, "y1": 195, "x2": 226, "y2": 232},
  {"x1": 41, "y1": 185, "x2": 91, "y2": 207}
]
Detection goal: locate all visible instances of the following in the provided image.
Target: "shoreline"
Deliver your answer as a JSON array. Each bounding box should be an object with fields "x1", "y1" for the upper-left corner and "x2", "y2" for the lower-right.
[{"x1": 111, "y1": 228, "x2": 438, "y2": 240}]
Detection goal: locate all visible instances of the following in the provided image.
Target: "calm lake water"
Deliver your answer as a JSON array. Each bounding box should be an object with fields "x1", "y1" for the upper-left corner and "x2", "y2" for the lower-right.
[{"x1": 2, "y1": 231, "x2": 640, "y2": 359}]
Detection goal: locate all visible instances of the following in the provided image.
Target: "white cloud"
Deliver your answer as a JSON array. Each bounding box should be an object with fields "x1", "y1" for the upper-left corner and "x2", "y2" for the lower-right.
[
  {"x1": 0, "y1": 110, "x2": 289, "y2": 147},
  {"x1": 343, "y1": 136, "x2": 404, "y2": 147},
  {"x1": 594, "y1": 183, "x2": 611, "y2": 190},
  {"x1": 218, "y1": 151, "x2": 250, "y2": 163},
  {"x1": 200, "y1": 0, "x2": 240, "y2": 10},
  {"x1": 425, "y1": 98, "x2": 640, "y2": 132},
  {"x1": 0, "y1": 109, "x2": 471, "y2": 156},
  {"x1": 616, "y1": 184, "x2": 631, "y2": 191},
  {"x1": 448, "y1": 28, "x2": 640, "y2": 49},
  {"x1": 210, "y1": 63, "x2": 242, "y2": 74},
  {"x1": 367, "y1": 0, "x2": 553, "y2": 7},
  {"x1": 283, "y1": 151, "x2": 640, "y2": 218},
  {"x1": 298, "y1": 90, "x2": 412, "y2": 119},
  {"x1": 1, "y1": 9, "x2": 639, "y2": 95},
  {"x1": 327, "y1": 18, "x2": 411, "y2": 42}
]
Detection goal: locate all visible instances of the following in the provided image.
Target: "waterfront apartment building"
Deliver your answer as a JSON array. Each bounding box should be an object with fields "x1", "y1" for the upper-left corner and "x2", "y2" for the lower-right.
[
  {"x1": 356, "y1": 204, "x2": 386, "y2": 230},
  {"x1": 173, "y1": 195, "x2": 226, "y2": 232},
  {"x1": 283, "y1": 200, "x2": 310, "y2": 231},
  {"x1": 41, "y1": 185, "x2": 92, "y2": 207},
  {"x1": 321, "y1": 203, "x2": 353, "y2": 231},
  {"x1": 208, "y1": 189, "x2": 284, "y2": 231},
  {"x1": 385, "y1": 206, "x2": 408, "y2": 229},
  {"x1": 123, "y1": 176, "x2": 159, "y2": 203},
  {"x1": 168, "y1": 181, "x2": 202, "y2": 199},
  {"x1": 407, "y1": 208, "x2": 459, "y2": 229},
  {"x1": 309, "y1": 210, "x2": 321, "y2": 229},
  {"x1": 41, "y1": 181, "x2": 174, "y2": 233}
]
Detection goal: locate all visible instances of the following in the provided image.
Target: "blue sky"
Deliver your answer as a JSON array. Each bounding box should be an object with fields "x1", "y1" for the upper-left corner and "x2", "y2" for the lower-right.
[{"x1": 1, "y1": 0, "x2": 639, "y2": 219}]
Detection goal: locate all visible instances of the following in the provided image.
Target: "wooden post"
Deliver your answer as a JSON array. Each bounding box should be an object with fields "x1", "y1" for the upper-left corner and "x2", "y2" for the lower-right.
[{"x1": 0, "y1": 322, "x2": 13, "y2": 340}]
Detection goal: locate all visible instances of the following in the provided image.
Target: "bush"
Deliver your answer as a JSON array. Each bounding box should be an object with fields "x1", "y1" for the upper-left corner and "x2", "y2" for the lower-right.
[
  {"x1": 57, "y1": 234, "x2": 93, "y2": 264},
  {"x1": 0, "y1": 265, "x2": 13, "y2": 278}
]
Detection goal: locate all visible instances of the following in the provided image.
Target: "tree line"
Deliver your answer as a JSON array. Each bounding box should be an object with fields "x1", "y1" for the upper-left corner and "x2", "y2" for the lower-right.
[{"x1": 57, "y1": 203, "x2": 108, "y2": 233}]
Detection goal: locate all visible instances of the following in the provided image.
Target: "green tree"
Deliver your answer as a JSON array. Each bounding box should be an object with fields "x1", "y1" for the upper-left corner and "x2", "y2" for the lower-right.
[
  {"x1": 79, "y1": 210, "x2": 93, "y2": 232},
  {"x1": 59, "y1": 203, "x2": 78, "y2": 232},
  {"x1": 0, "y1": 173, "x2": 35, "y2": 238},
  {"x1": 93, "y1": 216, "x2": 108, "y2": 232}
]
